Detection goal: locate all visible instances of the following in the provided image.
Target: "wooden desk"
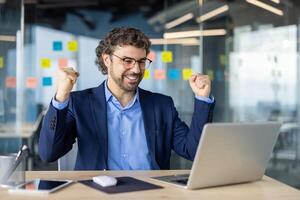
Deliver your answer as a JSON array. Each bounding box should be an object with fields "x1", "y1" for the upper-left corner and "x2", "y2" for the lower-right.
[{"x1": 0, "y1": 170, "x2": 299, "y2": 200}]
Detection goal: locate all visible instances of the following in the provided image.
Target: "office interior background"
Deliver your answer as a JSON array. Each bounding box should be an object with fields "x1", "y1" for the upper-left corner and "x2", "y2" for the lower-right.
[{"x1": 0, "y1": 0, "x2": 300, "y2": 189}]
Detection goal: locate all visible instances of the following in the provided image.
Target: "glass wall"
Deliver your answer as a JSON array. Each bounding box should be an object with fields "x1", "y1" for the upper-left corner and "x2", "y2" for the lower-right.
[{"x1": 0, "y1": 0, "x2": 24, "y2": 153}]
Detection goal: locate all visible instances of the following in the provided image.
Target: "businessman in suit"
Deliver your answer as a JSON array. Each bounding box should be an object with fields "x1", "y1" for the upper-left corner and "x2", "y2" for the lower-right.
[{"x1": 39, "y1": 27, "x2": 215, "y2": 170}]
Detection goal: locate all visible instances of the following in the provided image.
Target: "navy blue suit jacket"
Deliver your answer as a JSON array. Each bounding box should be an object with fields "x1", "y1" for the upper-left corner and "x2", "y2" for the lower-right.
[{"x1": 39, "y1": 82, "x2": 215, "y2": 170}]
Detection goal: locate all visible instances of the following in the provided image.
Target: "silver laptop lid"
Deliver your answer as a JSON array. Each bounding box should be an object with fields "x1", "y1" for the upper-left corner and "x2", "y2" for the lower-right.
[{"x1": 187, "y1": 122, "x2": 281, "y2": 189}]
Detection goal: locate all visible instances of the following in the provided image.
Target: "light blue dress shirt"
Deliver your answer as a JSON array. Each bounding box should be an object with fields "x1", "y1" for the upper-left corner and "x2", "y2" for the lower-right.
[{"x1": 52, "y1": 81, "x2": 214, "y2": 170}]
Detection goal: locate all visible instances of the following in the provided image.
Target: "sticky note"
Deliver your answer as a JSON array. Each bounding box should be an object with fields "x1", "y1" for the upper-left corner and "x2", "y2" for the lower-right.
[
  {"x1": 0, "y1": 57, "x2": 3, "y2": 68},
  {"x1": 168, "y1": 69, "x2": 180, "y2": 80},
  {"x1": 42, "y1": 77, "x2": 52, "y2": 86},
  {"x1": 154, "y1": 69, "x2": 166, "y2": 80},
  {"x1": 143, "y1": 69, "x2": 150, "y2": 79},
  {"x1": 53, "y1": 41, "x2": 63, "y2": 51},
  {"x1": 147, "y1": 51, "x2": 156, "y2": 62},
  {"x1": 26, "y1": 77, "x2": 38, "y2": 89},
  {"x1": 182, "y1": 68, "x2": 192, "y2": 80},
  {"x1": 5, "y1": 77, "x2": 16, "y2": 88},
  {"x1": 58, "y1": 58, "x2": 68, "y2": 68},
  {"x1": 40, "y1": 58, "x2": 51, "y2": 68},
  {"x1": 68, "y1": 41, "x2": 78, "y2": 51},
  {"x1": 207, "y1": 69, "x2": 214, "y2": 80},
  {"x1": 161, "y1": 51, "x2": 173, "y2": 63},
  {"x1": 219, "y1": 54, "x2": 226, "y2": 66}
]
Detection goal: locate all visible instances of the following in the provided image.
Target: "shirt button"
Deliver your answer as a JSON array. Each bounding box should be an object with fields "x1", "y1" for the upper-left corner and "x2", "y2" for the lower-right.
[{"x1": 123, "y1": 154, "x2": 128, "y2": 158}]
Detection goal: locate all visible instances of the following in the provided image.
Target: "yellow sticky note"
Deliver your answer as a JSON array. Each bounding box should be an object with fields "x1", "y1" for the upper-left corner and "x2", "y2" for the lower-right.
[
  {"x1": 0, "y1": 57, "x2": 3, "y2": 68},
  {"x1": 40, "y1": 58, "x2": 51, "y2": 68},
  {"x1": 68, "y1": 41, "x2": 78, "y2": 51},
  {"x1": 182, "y1": 68, "x2": 192, "y2": 80},
  {"x1": 161, "y1": 51, "x2": 173, "y2": 63},
  {"x1": 219, "y1": 54, "x2": 226, "y2": 66},
  {"x1": 143, "y1": 69, "x2": 150, "y2": 79},
  {"x1": 207, "y1": 69, "x2": 214, "y2": 80}
]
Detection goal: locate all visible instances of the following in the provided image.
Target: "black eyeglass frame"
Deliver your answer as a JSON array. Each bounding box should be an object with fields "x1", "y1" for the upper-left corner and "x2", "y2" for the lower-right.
[{"x1": 111, "y1": 54, "x2": 152, "y2": 69}]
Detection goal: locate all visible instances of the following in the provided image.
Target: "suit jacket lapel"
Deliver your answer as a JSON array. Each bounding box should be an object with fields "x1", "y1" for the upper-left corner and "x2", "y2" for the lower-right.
[
  {"x1": 139, "y1": 88, "x2": 156, "y2": 162},
  {"x1": 90, "y1": 82, "x2": 108, "y2": 169}
]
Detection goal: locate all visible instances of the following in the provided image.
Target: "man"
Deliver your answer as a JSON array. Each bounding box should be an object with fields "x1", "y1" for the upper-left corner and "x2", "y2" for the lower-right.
[{"x1": 39, "y1": 27, "x2": 215, "y2": 170}]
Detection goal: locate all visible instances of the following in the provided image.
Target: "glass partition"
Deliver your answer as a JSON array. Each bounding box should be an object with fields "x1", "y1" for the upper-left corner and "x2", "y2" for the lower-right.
[{"x1": 0, "y1": 0, "x2": 24, "y2": 153}]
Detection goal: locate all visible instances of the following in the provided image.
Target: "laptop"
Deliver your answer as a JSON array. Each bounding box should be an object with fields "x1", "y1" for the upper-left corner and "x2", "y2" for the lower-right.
[{"x1": 152, "y1": 122, "x2": 281, "y2": 189}]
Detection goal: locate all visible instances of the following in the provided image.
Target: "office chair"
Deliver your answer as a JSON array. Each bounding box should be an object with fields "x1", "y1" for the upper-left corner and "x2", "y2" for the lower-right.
[{"x1": 57, "y1": 140, "x2": 78, "y2": 171}]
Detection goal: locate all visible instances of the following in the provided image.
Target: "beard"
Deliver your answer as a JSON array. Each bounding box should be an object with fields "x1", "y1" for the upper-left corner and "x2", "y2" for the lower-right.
[{"x1": 110, "y1": 67, "x2": 143, "y2": 92}]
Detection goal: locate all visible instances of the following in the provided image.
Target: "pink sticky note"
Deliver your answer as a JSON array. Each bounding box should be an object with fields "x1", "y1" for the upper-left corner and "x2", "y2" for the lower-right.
[
  {"x1": 58, "y1": 58, "x2": 68, "y2": 68},
  {"x1": 154, "y1": 69, "x2": 166, "y2": 80},
  {"x1": 5, "y1": 77, "x2": 16, "y2": 88},
  {"x1": 26, "y1": 77, "x2": 38, "y2": 88}
]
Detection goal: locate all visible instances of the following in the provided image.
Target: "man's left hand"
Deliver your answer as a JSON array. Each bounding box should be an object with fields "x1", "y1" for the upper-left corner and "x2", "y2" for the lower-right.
[{"x1": 189, "y1": 74, "x2": 211, "y2": 98}]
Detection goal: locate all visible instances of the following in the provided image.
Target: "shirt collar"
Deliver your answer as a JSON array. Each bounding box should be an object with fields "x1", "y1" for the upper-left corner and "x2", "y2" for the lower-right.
[{"x1": 104, "y1": 79, "x2": 140, "y2": 104}]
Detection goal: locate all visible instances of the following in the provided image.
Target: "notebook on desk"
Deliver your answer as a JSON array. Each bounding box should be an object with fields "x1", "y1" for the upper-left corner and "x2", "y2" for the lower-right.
[{"x1": 152, "y1": 122, "x2": 281, "y2": 189}]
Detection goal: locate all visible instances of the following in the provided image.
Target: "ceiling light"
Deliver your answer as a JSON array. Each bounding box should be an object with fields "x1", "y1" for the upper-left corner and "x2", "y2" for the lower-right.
[
  {"x1": 270, "y1": 0, "x2": 280, "y2": 4},
  {"x1": 150, "y1": 38, "x2": 199, "y2": 45},
  {"x1": 163, "y1": 29, "x2": 227, "y2": 39},
  {"x1": 196, "y1": 5, "x2": 229, "y2": 23},
  {"x1": 0, "y1": 35, "x2": 16, "y2": 42},
  {"x1": 246, "y1": 0, "x2": 283, "y2": 16},
  {"x1": 165, "y1": 13, "x2": 194, "y2": 29}
]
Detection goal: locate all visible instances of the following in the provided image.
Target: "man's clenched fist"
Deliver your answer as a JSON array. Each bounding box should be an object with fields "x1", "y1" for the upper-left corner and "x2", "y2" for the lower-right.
[
  {"x1": 189, "y1": 74, "x2": 211, "y2": 98},
  {"x1": 55, "y1": 67, "x2": 80, "y2": 102}
]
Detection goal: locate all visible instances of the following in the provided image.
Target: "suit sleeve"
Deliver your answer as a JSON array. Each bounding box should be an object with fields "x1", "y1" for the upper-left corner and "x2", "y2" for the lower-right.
[
  {"x1": 171, "y1": 98, "x2": 215, "y2": 161},
  {"x1": 38, "y1": 96, "x2": 77, "y2": 162}
]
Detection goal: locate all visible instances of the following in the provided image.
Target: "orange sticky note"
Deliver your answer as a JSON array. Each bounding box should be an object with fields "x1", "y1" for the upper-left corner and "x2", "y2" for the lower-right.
[
  {"x1": 5, "y1": 77, "x2": 16, "y2": 88},
  {"x1": 182, "y1": 68, "x2": 193, "y2": 80},
  {"x1": 68, "y1": 41, "x2": 78, "y2": 51},
  {"x1": 26, "y1": 77, "x2": 38, "y2": 89},
  {"x1": 143, "y1": 69, "x2": 150, "y2": 79},
  {"x1": 207, "y1": 69, "x2": 214, "y2": 80},
  {"x1": 40, "y1": 58, "x2": 51, "y2": 68},
  {"x1": 0, "y1": 57, "x2": 3, "y2": 68},
  {"x1": 58, "y1": 58, "x2": 68, "y2": 68},
  {"x1": 154, "y1": 69, "x2": 166, "y2": 80},
  {"x1": 147, "y1": 51, "x2": 156, "y2": 62},
  {"x1": 161, "y1": 51, "x2": 173, "y2": 63}
]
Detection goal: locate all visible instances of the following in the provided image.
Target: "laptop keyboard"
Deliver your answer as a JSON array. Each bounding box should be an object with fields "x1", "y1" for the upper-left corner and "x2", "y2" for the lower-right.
[
  {"x1": 151, "y1": 173, "x2": 189, "y2": 186},
  {"x1": 171, "y1": 178, "x2": 188, "y2": 185}
]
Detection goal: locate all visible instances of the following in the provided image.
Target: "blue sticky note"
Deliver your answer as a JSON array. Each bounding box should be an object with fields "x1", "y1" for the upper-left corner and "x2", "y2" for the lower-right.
[
  {"x1": 168, "y1": 69, "x2": 180, "y2": 80},
  {"x1": 53, "y1": 41, "x2": 63, "y2": 51},
  {"x1": 42, "y1": 77, "x2": 52, "y2": 86}
]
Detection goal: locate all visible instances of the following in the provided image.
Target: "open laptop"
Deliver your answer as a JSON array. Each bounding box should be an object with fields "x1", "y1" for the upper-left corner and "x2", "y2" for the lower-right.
[{"x1": 152, "y1": 122, "x2": 281, "y2": 189}]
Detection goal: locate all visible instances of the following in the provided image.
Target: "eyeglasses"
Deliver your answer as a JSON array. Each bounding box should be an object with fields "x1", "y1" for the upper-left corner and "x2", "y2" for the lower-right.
[{"x1": 111, "y1": 54, "x2": 152, "y2": 69}]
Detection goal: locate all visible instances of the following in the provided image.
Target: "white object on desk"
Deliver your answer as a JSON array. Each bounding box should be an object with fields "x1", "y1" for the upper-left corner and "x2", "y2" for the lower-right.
[{"x1": 93, "y1": 175, "x2": 117, "y2": 187}]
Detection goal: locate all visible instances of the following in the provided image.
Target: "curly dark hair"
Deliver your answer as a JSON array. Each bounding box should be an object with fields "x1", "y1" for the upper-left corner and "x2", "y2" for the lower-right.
[{"x1": 95, "y1": 27, "x2": 151, "y2": 74}]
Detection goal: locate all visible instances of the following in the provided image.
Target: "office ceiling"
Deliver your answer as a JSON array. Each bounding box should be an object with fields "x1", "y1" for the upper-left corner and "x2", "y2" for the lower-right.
[
  {"x1": 1, "y1": 0, "x2": 299, "y2": 30},
  {"x1": 22, "y1": 0, "x2": 185, "y2": 29}
]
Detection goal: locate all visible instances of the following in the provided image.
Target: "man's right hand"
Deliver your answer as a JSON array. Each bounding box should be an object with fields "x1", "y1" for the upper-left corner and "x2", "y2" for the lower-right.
[{"x1": 55, "y1": 68, "x2": 80, "y2": 102}]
